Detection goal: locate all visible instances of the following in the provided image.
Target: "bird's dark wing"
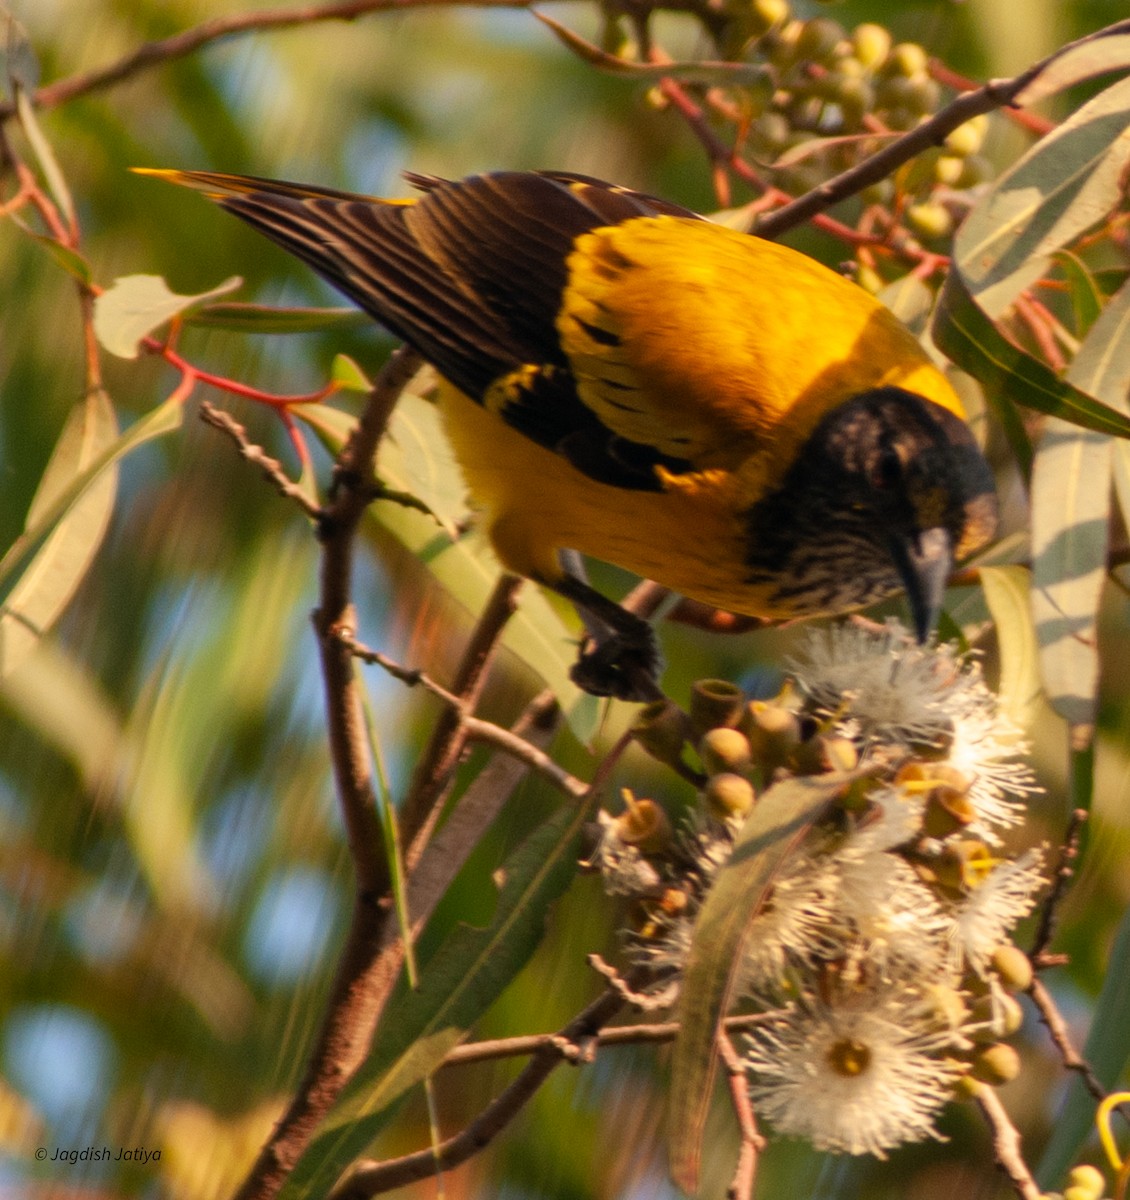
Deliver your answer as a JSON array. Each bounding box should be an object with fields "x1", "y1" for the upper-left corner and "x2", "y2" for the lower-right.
[{"x1": 155, "y1": 169, "x2": 701, "y2": 488}]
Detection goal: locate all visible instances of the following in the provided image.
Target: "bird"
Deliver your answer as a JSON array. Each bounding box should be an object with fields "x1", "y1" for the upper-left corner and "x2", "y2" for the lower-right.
[{"x1": 139, "y1": 167, "x2": 999, "y2": 702}]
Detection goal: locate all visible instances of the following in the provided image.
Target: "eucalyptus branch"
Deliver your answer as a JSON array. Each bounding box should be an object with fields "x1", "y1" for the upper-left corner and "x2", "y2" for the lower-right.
[
  {"x1": 232, "y1": 347, "x2": 419, "y2": 1200},
  {"x1": 439, "y1": 1011, "x2": 775, "y2": 1067},
  {"x1": 326, "y1": 983, "x2": 630, "y2": 1200},
  {"x1": 1030, "y1": 807, "x2": 1087, "y2": 963},
  {"x1": 1027, "y1": 977, "x2": 1107, "y2": 1102},
  {"x1": 0, "y1": 0, "x2": 543, "y2": 125},
  {"x1": 972, "y1": 1084, "x2": 1042, "y2": 1200},
  {"x1": 198, "y1": 401, "x2": 324, "y2": 519}
]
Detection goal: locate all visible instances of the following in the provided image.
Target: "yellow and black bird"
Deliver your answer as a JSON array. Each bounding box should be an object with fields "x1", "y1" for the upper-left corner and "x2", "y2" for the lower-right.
[{"x1": 144, "y1": 169, "x2": 998, "y2": 700}]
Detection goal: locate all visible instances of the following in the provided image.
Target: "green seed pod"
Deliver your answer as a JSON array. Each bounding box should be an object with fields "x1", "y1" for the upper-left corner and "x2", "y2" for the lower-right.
[
  {"x1": 689, "y1": 679, "x2": 746, "y2": 737},
  {"x1": 851, "y1": 22, "x2": 891, "y2": 70},
  {"x1": 704, "y1": 772, "x2": 757, "y2": 819},
  {"x1": 796, "y1": 17, "x2": 846, "y2": 64},
  {"x1": 944, "y1": 113, "x2": 989, "y2": 157},
  {"x1": 749, "y1": 0, "x2": 790, "y2": 36},
  {"x1": 884, "y1": 40, "x2": 929, "y2": 78},
  {"x1": 970, "y1": 1042, "x2": 1021, "y2": 1085},
  {"x1": 834, "y1": 76, "x2": 874, "y2": 128},
  {"x1": 992, "y1": 944, "x2": 1034, "y2": 992},
  {"x1": 907, "y1": 201, "x2": 954, "y2": 240},
  {"x1": 934, "y1": 153, "x2": 967, "y2": 186},
  {"x1": 700, "y1": 726, "x2": 754, "y2": 776},
  {"x1": 765, "y1": 18, "x2": 804, "y2": 67},
  {"x1": 1063, "y1": 1165, "x2": 1106, "y2": 1200},
  {"x1": 631, "y1": 700, "x2": 691, "y2": 769}
]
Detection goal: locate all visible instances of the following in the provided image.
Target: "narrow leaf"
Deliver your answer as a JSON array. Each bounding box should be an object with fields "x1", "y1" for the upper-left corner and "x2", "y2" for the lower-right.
[
  {"x1": 1030, "y1": 275, "x2": 1130, "y2": 740},
  {"x1": 1016, "y1": 28, "x2": 1130, "y2": 107},
  {"x1": 330, "y1": 353, "x2": 372, "y2": 393},
  {"x1": 0, "y1": 395, "x2": 184, "y2": 610},
  {"x1": 279, "y1": 803, "x2": 589, "y2": 1199},
  {"x1": 15, "y1": 85, "x2": 74, "y2": 228},
  {"x1": 979, "y1": 565, "x2": 1041, "y2": 728},
  {"x1": 0, "y1": 388, "x2": 118, "y2": 679},
  {"x1": 954, "y1": 73, "x2": 1130, "y2": 318},
  {"x1": 1054, "y1": 250, "x2": 1105, "y2": 337},
  {"x1": 932, "y1": 272, "x2": 1130, "y2": 439},
  {"x1": 668, "y1": 773, "x2": 845, "y2": 1193},
  {"x1": 94, "y1": 273, "x2": 242, "y2": 359},
  {"x1": 1036, "y1": 903, "x2": 1130, "y2": 1188},
  {"x1": 185, "y1": 302, "x2": 369, "y2": 334}
]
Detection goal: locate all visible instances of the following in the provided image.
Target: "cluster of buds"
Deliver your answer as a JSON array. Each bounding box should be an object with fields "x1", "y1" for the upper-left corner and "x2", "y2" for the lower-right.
[{"x1": 590, "y1": 621, "x2": 1045, "y2": 1158}]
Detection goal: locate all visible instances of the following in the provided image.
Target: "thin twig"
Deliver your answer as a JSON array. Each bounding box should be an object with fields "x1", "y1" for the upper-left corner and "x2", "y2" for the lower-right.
[
  {"x1": 199, "y1": 401, "x2": 324, "y2": 519},
  {"x1": 1027, "y1": 977, "x2": 1107, "y2": 1102},
  {"x1": 1030, "y1": 807, "x2": 1087, "y2": 963},
  {"x1": 400, "y1": 573, "x2": 526, "y2": 859},
  {"x1": 439, "y1": 1012, "x2": 775, "y2": 1067},
  {"x1": 973, "y1": 1084, "x2": 1043, "y2": 1200},
  {"x1": 327, "y1": 984, "x2": 631, "y2": 1200},
  {"x1": 717, "y1": 1032, "x2": 764, "y2": 1200},
  {"x1": 463, "y1": 715, "x2": 589, "y2": 798},
  {"x1": 0, "y1": 0, "x2": 540, "y2": 123}
]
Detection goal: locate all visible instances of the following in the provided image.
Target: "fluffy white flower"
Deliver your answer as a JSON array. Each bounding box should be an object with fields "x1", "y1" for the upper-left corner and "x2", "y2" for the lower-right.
[{"x1": 745, "y1": 986, "x2": 966, "y2": 1157}]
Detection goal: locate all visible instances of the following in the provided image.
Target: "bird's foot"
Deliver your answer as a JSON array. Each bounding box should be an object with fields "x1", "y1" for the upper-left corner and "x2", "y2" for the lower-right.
[{"x1": 570, "y1": 625, "x2": 664, "y2": 703}]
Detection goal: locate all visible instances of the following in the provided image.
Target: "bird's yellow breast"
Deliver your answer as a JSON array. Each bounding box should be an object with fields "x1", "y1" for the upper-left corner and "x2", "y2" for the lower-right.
[{"x1": 438, "y1": 383, "x2": 768, "y2": 612}]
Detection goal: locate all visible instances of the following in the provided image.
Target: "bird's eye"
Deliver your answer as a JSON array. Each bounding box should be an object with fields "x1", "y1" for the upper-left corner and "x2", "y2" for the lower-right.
[{"x1": 871, "y1": 446, "x2": 903, "y2": 490}]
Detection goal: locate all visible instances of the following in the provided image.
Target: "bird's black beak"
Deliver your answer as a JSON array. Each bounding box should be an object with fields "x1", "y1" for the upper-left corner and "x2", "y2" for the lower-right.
[{"x1": 890, "y1": 527, "x2": 952, "y2": 642}]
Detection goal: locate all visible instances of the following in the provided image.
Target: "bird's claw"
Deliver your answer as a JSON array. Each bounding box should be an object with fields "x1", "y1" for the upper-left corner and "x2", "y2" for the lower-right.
[{"x1": 570, "y1": 628, "x2": 664, "y2": 703}]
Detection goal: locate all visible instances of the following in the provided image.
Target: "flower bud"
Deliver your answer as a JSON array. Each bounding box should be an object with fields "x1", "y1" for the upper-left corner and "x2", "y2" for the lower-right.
[
  {"x1": 1063, "y1": 1165, "x2": 1106, "y2": 1200},
  {"x1": 970, "y1": 1042, "x2": 1021, "y2": 1085},
  {"x1": 991, "y1": 944, "x2": 1034, "y2": 992},
  {"x1": 699, "y1": 726, "x2": 754, "y2": 776},
  {"x1": 704, "y1": 772, "x2": 757, "y2": 819}
]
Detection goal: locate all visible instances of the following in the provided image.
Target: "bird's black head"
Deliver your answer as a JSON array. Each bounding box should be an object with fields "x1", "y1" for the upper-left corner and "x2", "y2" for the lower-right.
[{"x1": 745, "y1": 387, "x2": 998, "y2": 638}]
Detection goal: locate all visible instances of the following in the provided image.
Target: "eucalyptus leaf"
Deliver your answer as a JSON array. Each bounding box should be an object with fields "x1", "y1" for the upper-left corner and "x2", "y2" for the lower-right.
[{"x1": 94, "y1": 273, "x2": 243, "y2": 358}]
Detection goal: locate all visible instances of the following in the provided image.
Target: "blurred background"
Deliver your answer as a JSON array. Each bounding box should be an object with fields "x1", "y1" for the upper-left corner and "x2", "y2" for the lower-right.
[{"x1": 2, "y1": 0, "x2": 1130, "y2": 1197}]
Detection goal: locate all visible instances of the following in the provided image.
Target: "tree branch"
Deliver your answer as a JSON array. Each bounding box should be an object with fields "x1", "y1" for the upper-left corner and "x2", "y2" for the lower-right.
[{"x1": 973, "y1": 1084, "x2": 1042, "y2": 1200}]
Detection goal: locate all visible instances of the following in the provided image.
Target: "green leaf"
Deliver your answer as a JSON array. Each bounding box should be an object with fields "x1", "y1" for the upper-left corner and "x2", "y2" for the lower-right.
[
  {"x1": 1036, "y1": 901, "x2": 1130, "y2": 1189},
  {"x1": 1030, "y1": 275, "x2": 1130, "y2": 740},
  {"x1": 15, "y1": 85, "x2": 74, "y2": 228},
  {"x1": 0, "y1": 388, "x2": 118, "y2": 679},
  {"x1": 0, "y1": 395, "x2": 184, "y2": 624},
  {"x1": 184, "y1": 302, "x2": 370, "y2": 334},
  {"x1": 954, "y1": 73, "x2": 1130, "y2": 318},
  {"x1": 331, "y1": 353, "x2": 373, "y2": 393},
  {"x1": 932, "y1": 271, "x2": 1130, "y2": 440},
  {"x1": 1, "y1": 9, "x2": 40, "y2": 94},
  {"x1": 94, "y1": 273, "x2": 243, "y2": 359},
  {"x1": 979, "y1": 565, "x2": 1041, "y2": 728},
  {"x1": 1054, "y1": 251, "x2": 1105, "y2": 337},
  {"x1": 668, "y1": 773, "x2": 845, "y2": 1194},
  {"x1": 1016, "y1": 28, "x2": 1130, "y2": 107},
  {"x1": 1029, "y1": 422, "x2": 1110, "y2": 739},
  {"x1": 279, "y1": 803, "x2": 589, "y2": 1200}
]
